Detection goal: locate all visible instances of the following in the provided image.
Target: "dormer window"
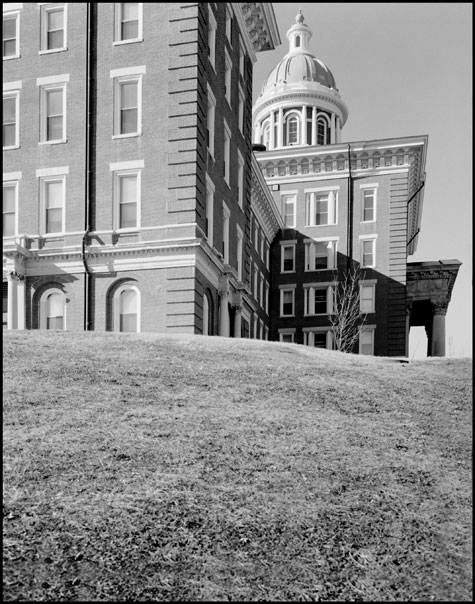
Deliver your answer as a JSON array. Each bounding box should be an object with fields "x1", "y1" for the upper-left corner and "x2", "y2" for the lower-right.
[
  {"x1": 286, "y1": 114, "x2": 299, "y2": 145},
  {"x1": 295, "y1": 35, "x2": 300, "y2": 48}
]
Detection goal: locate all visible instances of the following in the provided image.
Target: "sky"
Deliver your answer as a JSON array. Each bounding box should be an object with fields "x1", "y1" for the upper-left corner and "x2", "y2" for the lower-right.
[{"x1": 252, "y1": 3, "x2": 472, "y2": 358}]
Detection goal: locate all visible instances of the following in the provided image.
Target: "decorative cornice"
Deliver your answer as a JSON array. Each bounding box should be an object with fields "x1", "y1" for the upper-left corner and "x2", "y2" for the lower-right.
[
  {"x1": 235, "y1": 3, "x2": 281, "y2": 63},
  {"x1": 251, "y1": 153, "x2": 284, "y2": 240},
  {"x1": 253, "y1": 89, "x2": 348, "y2": 124}
]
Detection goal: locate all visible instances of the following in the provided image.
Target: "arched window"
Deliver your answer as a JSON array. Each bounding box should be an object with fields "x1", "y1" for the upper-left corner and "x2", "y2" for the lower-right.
[
  {"x1": 203, "y1": 290, "x2": 213, "y2": 335},
  {"x1": 261, "y1": 121, "x2": 270, "y2": 149},
  {"x1": 286, "y1": 114, "x2": 299, "y2": 145},
  {"x1": 317, "y1": 116, "x2": 329, "y2": 145},
  {"x1": 113, "y1": 284, "x2": 140, "y2": 332},
  {"x1": 40, "y1": 288, "x2": 65, "y2": 330},
  {"x1": 295, "y1": 35, "x2": 300, "y2": 48}
]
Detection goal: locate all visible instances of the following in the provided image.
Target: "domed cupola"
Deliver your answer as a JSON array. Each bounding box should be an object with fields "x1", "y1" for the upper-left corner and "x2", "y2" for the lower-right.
[{"x1": 253, "y1": 9, "x2": 348, "y2": 150}]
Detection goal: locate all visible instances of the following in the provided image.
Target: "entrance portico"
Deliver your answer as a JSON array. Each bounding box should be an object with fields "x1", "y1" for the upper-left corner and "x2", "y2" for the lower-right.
[{"x1": 407, "y1": 260, "x2": 461, "y2": 357}]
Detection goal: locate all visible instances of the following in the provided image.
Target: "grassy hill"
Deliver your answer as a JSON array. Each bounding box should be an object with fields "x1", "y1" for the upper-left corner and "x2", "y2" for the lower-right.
[{"x1": 3, "y1": 331, "x2": 472, "y2": 601}]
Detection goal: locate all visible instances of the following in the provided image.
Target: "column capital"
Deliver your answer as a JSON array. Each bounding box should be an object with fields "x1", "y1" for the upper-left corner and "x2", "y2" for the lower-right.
[
  {"x1": 431, "y1": 299, "x2": 448, "y2": 315},
  {"x1": 7, "y1": 270, "x2": 25, "y2": 282},
  {"x1": 231, "y1": 291, "x2": 242, "y2": 310}
]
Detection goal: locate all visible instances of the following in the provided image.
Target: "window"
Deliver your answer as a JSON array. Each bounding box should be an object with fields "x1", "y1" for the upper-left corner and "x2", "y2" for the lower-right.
[
  {"x1": 361, "y1": 237, "x2": 376, "y2": 268},
  {"x1": 3, "y1": 91, "x2": 19, "y2": 149},
  {"x1": 207, "y1": 85, "x2": 216, "y2": 157},
  {"x1": 254, "y1": 224, "x2": 259, "y2": 251},
  {"x1": 304, "y1": 329, "x2": 333, "y2": 349},
  {"x1": 237, "y1": 150, "x2": 244, "y2": 208},
  {"x1": 304, "y1": 285, "x2": 334, "y2": 316},
  {"x1": 3, "y1": 181, "x2": 18, "y2": 237},
  {"x1": 224, "y1": 50, "x2": 232, "y2": 105},
  {"x1": 225, "y1": 5, "x2": 232, "y2": 44},
  {"x1": 3, "y1": 11, "x2": 20, "y2": 59},
  {"x1": 236, "y1": 226, "x2": 243, "y2": 280},
  {"x1": 317, "y1": 116, "x2": 329, "y2": 145},
  {"x1": 3, "y1": 281, "x2": 7, "y2": 328},
  {"x1": 223, "y1": 120, "x2": 231, "y2": 185},
  {"x1": 222, "y1": 202, "x2": 230, "y2": 263},
  {"x1": 305, "y1": 239, "x2": 337, "y2": 271},
  {"x1": 113, "y1": 285, "x2": 140, "y2": 332},
  {"x1": 42, "y1": 290, "x2": 65, "y2": 330},
  {"x1": 208, "y1": 6, "x2": 216, "y2": 71},
  {"x1": 113, "y1": 72, "x2": 143, "y2": 137},
  {"x1": 360, "y1": 283, "x2": 376, "y2": 313},
  {"x1": 239, "y1": 37, "x2": 245, "y2": 77},
  {"x1": 286, "y1": 114, "x2": 299, "y2": 145},
  {"x1": 113, "y1": 170, "x2": 140, "y2": 230},
  {"x1": 359, "y1": 327, "x2": 375, "y2": 355},
  {"x1": 281, "y1": 244, "x2": 295, "y2": 273},
  {"x1": 238, "y1": 85, "x2": 245, "y2": 133},
  {"x1": 202, "y1": 290, "x2": 213, "y2": 335},
  {"x1": 279, "y1": 330, "x2": 295, "y2": 343},
  {"x1": 361, "y1": 187, "x2": 376, "y2": 222},
  {"x1": 280, "y1": 288, "x2": 295, "y2": 317},
  {"x1": 264, "y1": 281, "x2": 269, "y2": 313},
  {"x1": 253, "y1": 264, "x2": 258, "y2": 300},
  {"x1": 40, "y1": 4, "x2": 66, "y2": 52},
  {"x1": 205, "y1": 175, "x2": 214, "y2": 247},
  {"x1": 39, "y1": 174, "x2": 66, "y2": 235},
  {"x1": 282, "y1": 193, "x2": 296, "y2": 228},
  {"x1": 305, "y1": 189, "x2": 338, "y2": 226},
  {"x1": 262, "y1": 122, "x2": 270, "y2": 149},
  {"x1": 114, "y1": 3, "x2": 142, "y2": 44},
  {"x1": 39, "y1": 81, "x2": 67, "y2": 143}
]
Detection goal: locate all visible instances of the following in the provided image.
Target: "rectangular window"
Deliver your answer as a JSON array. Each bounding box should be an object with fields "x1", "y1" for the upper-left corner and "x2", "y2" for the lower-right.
[
  {"x1": 222, "y1": 202, "x2": 230, "y2": 263},
  {"x1": 239, "y1": 37, "x2": 245, "y2": 77},
  {"x1": 304, "y1": 285, "x2": 334, "y2": 316},
  {"x1": 205, "y1": 176, "x2": 214, "y2": 247},
  {"x1": 281, "y1": 244, "x2": 295, "y2": 273},
  {"x1": 208, "y1": 6, "x2": 216, "y2": 71},
  {"x1": 237, "y1": 150, "x2": 244, "y2": 208},
  {"x1": 40, "y1": 84, "x2": 66, "y2": 143},
  {"x1": 360, "y1": 283, "x2": 376, "y2": 313},
  {"x1": 361, "y1": 238, "x2": 376, "y2": 268},
  {"x1": 114, "y1": 3, "x2": 142, "y2": 43},
  {"x1": 41, "y1": 176, "x2": 65, "y2": 235},
  {"x1": 114, "y1": 170, "x2": 140, "y2": 230},
  {"x1": 3, "y1": 91, "x2": 19, "y2": 149},
  {"x1": 237, "y1": 226, "x2": 243, "y2": 281},
  {"x1": 254, "y1": 224, "x2": 259, "y2": 251},
  {"x1": 304, "y1": 330, "x2": 333, "y2": 349},
  {"x1": 253, "y1": 264, "x2": 258, "y2": 300},
  {"x1": 207, "y1": 86, "x2": 216, "y2": 157},
  {"x1": 280, "y1": 288, "x2": 295, "y2": 317},
  {"x1": 305, "y1": 190, "x2": 338, "y2": 226},
  {"x1": 305, "y1": 240, "x2": 337, "y2": 271},
  {"x1": 362, "y1": 188, "x2": 376, "y2": 222},
  {"x1": 279, "y1": 331, "x2": 295, "y2": 343},
  {"x1": 223, "y1": 120, "x2": 231, "y2": 185},
  {"x1": 224, "y1": 50, "x2": 232, "y2": 105},
  {"x1": 114, "y1": 75, "x2": 142, "y2": 136},
  {"x1": 40, "y1": 4, "x2": 66, "y2": 52},
  {"x1": 3, "y1": 12, "x2": 20, "y2": 59},
  {"x1": 238, "y1": 85, "x2": 245, "y2": 133},
  {"x1": 225, "y1": 6, "x2": 232, "y2": 44},
  {"x1": 3, "y1": 181, "x2": 17, "y2": 237},
  {"x1": 359, "y1": 327, "x2": 375, "y2": 355},
  {"x1": 265, "y1": 281, "x2": 269, "y2": 313},
  {"x1": 282, "y1": 194, "x2": 296, "y2": 228}
]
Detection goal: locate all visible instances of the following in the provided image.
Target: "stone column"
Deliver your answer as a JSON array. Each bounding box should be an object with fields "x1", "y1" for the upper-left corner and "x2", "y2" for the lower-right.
[
  {"x1": 278, "y1": 107, "x2": 283, "y2": 148},
  {"x1": 431, "y1": 302, "x2": 447, "y2": 357},
  {"x1": 336, "y1": 117, "x2": 341, "y2": 143},
  {"x1": 218, "y1": 276, "x2": 230, "y2": 337},
  {"x1": 405, "y1": 302, "x2": 413, "y2": 358},
  {"x1": 330, "y1": 113, "x2": 336, "y2": 144},
  {"x1": 17, "y1": 275, "x2": 26, "y2": 330},
  {"x1": 232, "y1": 292, "x2": 242, "y2": 338},
  {"x1": 311, "y1": 107, "x2": 316, "y2": 145},
  {"x1": 7, "y1": 272, "x2": 18, "y2": 330},
  {"x1": 269, "y1": 111, "x2": 275, "y2": 150},
  {"x1": 301, "y1": 105, "x2": 307, "y2": 145},
  {"x1": 254, "y1": 120, "x2": 261, "y2": 145}
]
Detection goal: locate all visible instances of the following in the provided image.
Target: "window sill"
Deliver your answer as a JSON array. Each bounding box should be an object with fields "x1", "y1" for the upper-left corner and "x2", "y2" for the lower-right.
[
  {"x1": 39, "y1": 47, "x2": 68, "y2": 55},
  {"x1": 3, "y1": 145, "x2": 20, "y2": 150},
  {"x1": 113, "y1": 38, "x2": 144, "y2": 46},
  {"x1": 113, "y1": 229, "x2": 140, "y2": 234},
  {"x1": 41, "y1": 234, "x2": 65, "y2": 240},
  {"x1": 3, "y1": 54, "x2": 20, "y2": 60},
  {"x1": 361, "y1": 220, "x2": 376, "y2": 224},
  {"x1": 39, "y1": 139, "x2": 67, "y2": 146},
  {"x1": 280, "y1": 315, "x2": 295, "y2": 319},
  {"x1": 112, "y1": 133, "x2": 142, "y2": 140}
]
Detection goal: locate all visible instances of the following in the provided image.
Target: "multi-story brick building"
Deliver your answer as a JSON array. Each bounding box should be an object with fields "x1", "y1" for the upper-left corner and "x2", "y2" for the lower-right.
[
  {"x1": 3, "y1": 4, "x2": 461, "y2": 356},
  {"x1": 2, "y1": 2, "x2": 282, "y2": 337},
  {"x1": 252, "y1": 10, "x2": 461, "y2": 356}
]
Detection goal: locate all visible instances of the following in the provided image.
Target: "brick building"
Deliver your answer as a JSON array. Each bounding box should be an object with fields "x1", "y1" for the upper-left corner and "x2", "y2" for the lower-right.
[
  {"x1": 252, "y1": 10, "x2": 460, "y2": 356},
  {"x1": 2, "y1": 2, "x2": 282, "y2": 337}
]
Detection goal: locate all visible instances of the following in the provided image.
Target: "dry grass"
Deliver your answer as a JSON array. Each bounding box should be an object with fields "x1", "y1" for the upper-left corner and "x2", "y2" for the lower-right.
[{"x1": 3, "y1": 330, "x2": 472, "y2": 601}]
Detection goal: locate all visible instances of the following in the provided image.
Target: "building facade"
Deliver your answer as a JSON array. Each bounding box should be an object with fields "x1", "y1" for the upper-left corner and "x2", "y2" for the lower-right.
[
  {"x1": 3, "y1": 4, "x2": 460, "y2": 356},
  {"x1": 252, "y1": 10, "x2": 460, "y2": 356},
  {"x1": 2, "y1": 2, "x2": 282, "y2": 337}
]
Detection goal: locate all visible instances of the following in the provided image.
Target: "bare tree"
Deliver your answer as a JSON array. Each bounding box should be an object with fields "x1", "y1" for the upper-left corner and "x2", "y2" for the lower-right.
[{"x1": 329, "y1": 265, "x2": 367, "y2": 353}]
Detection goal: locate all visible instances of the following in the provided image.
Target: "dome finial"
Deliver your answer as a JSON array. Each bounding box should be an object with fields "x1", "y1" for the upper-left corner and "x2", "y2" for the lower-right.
[{"x1": 296, "y1": 8, "x2": 305, "y2": 24}]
